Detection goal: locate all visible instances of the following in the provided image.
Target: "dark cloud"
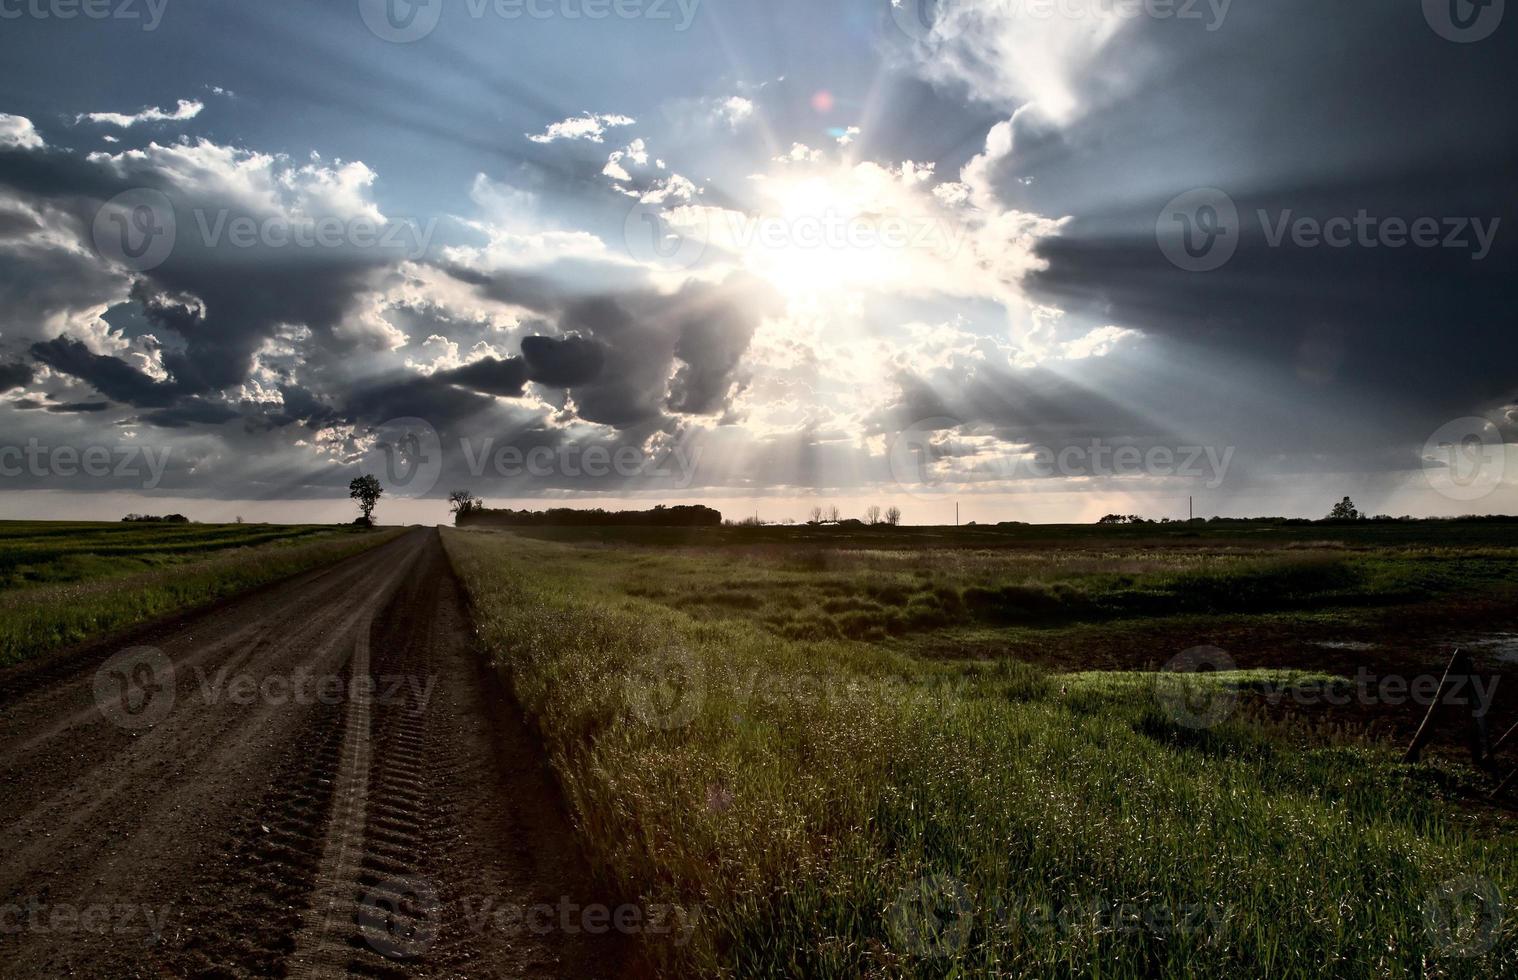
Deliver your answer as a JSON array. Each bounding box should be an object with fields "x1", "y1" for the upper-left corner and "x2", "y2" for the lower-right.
[
  {"x1": 521, "y1": 334, "x2": 604, "y2": 387},
  {"x1": 447, "y1": 270, "x2": 778, "y2": 429},
  {"x1": 0, "y1": 241, "x2": 125, "y2": 347},
  {"x1": 993, "y1": 2, "x2": 1518, "y2": 427},
  {"x1": 135, "y1": 399, "x2": 241, "y2": 428},
  {"x1": 0, "y1": 206, "x2": 42, "y2": 240},
  {"x1": 0, "y1": 362, "x2": 32, "y2": 392},
  {"x1": 46, "y1": 401, "x2": 110, "y2": 414},
  {"x1": 340, "y1": 373, "x2": 498, "y2": 432},
  {"x1": 437, "y1": 357, "x2": 530, "y2": 398},
  {"x1": 29, "y1": 337, "x2": 177, "y2": 408},
  {"x1": 438, "y1": 263, "x2": 564, "y2": 315}
]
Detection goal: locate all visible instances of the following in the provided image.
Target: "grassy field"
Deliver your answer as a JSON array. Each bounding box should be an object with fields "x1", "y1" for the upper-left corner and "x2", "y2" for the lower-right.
[
  {"x1": 0, "y1": 521, "x2": 404, "y2": 666},
  {"x1": 443, "y1": 524, "x2": 1517, "y2": 978}
]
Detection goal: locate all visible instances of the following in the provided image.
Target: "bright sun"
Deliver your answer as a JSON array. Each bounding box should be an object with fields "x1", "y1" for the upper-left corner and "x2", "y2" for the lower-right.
[{"x1": 743, "y1": 176, "x2": 905, "y2": 299}]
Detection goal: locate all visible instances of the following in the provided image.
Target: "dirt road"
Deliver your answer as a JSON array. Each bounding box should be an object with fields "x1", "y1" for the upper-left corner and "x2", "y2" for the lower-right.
[{"x1": 0, "y1": 528, "x2": 628, "y2": 978}]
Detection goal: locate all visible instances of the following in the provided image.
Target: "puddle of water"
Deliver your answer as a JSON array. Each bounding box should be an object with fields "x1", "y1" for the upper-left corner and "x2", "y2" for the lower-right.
[
  {"x1": 1462, "y1": 633, "x2": 1518, "y2": 664},
  {"x1": 1308, "y1": 640, "x2": 1378, "y2": 652}
]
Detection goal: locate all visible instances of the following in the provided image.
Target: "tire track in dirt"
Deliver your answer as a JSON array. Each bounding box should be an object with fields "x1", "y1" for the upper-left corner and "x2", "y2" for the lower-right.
[{"x1": 0, "y1": 528, "x2": 633, "y2": 978}]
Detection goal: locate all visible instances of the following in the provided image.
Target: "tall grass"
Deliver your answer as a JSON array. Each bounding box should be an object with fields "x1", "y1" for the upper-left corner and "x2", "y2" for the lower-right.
[
  {"x1": 0, "y1": 526, "x2": 405, "y2": 666},
  {"x1": 444, "y1": 530, "x2": 1514, "y2": 978},
  {"x1": 0, "y1": 520, "x2": 343, "y2": 590}
]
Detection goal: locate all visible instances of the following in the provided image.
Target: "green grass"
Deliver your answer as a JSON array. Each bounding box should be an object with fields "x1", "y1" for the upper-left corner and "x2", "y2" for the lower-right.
[
  {"x1": 592, "y1": 536, "x2": 1518, "y2": 645},
  {"x1": 0, "y1": 522, "x2": 405, "y2": 666},
  {"x1": 0, "y1": 520, "x2": 348, "y2": 591},
  {"x1": 444, "y1": 528, "x2": 1515, "y2": 978}
]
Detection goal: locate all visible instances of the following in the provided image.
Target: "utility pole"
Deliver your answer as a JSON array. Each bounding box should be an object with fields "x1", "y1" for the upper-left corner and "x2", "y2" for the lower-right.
[
  {"x1": 955, "y1": 502, "x2": 960, "y2": 527},
  {"x1": 1189, "y1": 496, "x2": 1193, "y2": 521}
]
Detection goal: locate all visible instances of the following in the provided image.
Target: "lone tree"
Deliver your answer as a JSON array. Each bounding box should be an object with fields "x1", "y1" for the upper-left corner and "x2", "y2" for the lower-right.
[
  {"x1": 1327, "y1": 496, "x2": 1360, "y2": 521},
  {"x1": 350, "y1": 474, "x2": 383, "y2": 527},
  {"x1": 865, "y1": 504, "x2": 882, "y2": 525},
  {"x1": 449, "y1": 489, "x2": 481, "y2": 520},
  {"x1": 884, "y1": 505, "x2": 902, "y2": 526}
]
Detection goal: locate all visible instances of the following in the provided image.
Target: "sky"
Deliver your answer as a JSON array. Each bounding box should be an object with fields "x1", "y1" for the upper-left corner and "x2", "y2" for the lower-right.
[{"x1": 0, "y1": 0, "x2": 1514, "y2": 525}]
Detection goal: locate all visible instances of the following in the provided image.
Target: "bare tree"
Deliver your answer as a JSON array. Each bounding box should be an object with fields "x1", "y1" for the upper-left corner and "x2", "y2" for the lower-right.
[
  {"x1": 885, "y1": 505, "x2": 902, "y2": 527},
  {"x1": 865, "y1": 504, "x2": 882, "y2": 525},
  {"x1": 449, "y1": 489, "x2": 481, "y2": 520},
  {"x1": 808, "y1": 505, "x2": 824, "y2": 524},
  {"x1": 827, "y1": 505, "x2": 841, "y2": 523}
]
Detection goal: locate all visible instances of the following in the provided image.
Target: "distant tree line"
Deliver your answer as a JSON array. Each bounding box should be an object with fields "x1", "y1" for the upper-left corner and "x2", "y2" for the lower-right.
[
  {"x1": 456, "y1": 502, "x2": 722, "y2": 528},
  {"x1": 1096, "y1": 497, "x2": 1518, "y2": 526},
  {"x1": 805, "y1": 504, "x2": 902, "y2": 526},
  {"x1": 122, "y1": 513, "x2": 189, "y2": 524}
]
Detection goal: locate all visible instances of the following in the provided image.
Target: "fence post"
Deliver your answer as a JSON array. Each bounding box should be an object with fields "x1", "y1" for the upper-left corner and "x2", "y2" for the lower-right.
[{"x1": 1403, "y1": 650, "x2": 1491, "y2": 766}]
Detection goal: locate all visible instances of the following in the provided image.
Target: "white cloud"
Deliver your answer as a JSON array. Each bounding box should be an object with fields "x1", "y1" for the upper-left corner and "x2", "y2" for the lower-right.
[
  {"x1": 602, "y1": 138, "x2": 650, "y2": 182},
  {"x1": 89, "y1": 140, "x2": 385, "y2": 223},
  {"x1": 602, "y1": 158, "x2": 632, "y2": 182},
  {"x1": 717, "y1": 97, "x2": 755, "y2": 130},
  {"x1": 0, "y1": 114, "x2": 44, "y2": 150},
  {"x1": 908, "y1": 2, "x2": 1127, "y2": 122},
  {"x1": 835, "y1": 126, "x2": 861, "y2": 146},
  {"x1": 444, "y1": 174, "x2": 622, "y2": 273},
  {"x1": 777, "y1": 143, "x2": 823, "y2": 164},
  {"x1": 76, "y1": 99, "x2": 204, "y2": 128},
  {"x1": 526, "y1": 112, "x2": 635, "y2": 144},
  {"x1": 1061, "y1": 325, "x2": 1138, "y2": 360}
]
